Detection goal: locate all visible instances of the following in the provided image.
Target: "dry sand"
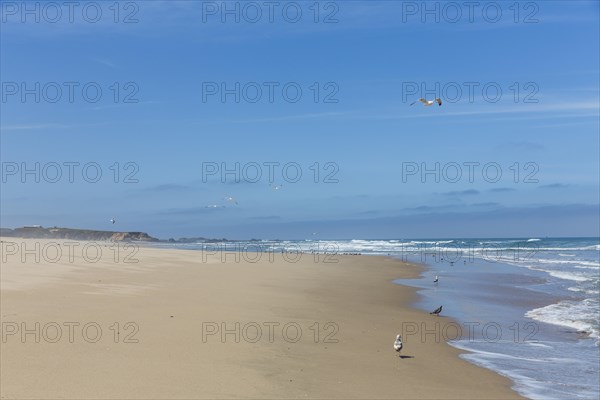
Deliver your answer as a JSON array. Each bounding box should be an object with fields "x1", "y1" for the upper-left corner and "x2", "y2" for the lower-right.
[{"x1": 0, "y1": 238, "x2": 523, "y2": 399}]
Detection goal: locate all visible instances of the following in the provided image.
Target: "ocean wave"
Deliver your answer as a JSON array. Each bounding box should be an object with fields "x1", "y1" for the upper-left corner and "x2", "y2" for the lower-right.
[
  {"x1": 501, "y1": 258, "x2": 600, "y2": 268},
  {"x1": 545, "y1": 270, "x2": 594, "y2": 282},
  {"x1": 568, "y1": 287, "x2": 600, "y2": 295},
  {"x1": 580, "y1": 244, "x2": 600, "y2": 251},
  {"x1": 394, "y1": 245, "x2": 600, "y2": 253},
  {"x1": 536, "y1": 259, "x2": 599, "y2": 266},
  {"x1": 526, "y1": 342, "x2": 552, "y2": 348},
  {"x1": 157, "y1": 240, "x2": 600, "y2": 265},
  {"x1": 526, "y1": 299, "x2": 600, "y2": 339},
  {"x1": 574, "y1": 264, "x2": 600, "y2": 270}
]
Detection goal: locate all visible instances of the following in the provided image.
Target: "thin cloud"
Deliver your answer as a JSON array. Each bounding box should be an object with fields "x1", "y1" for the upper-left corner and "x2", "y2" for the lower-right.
[
  {"x1": 441, "y1": 189, "x2": 480, "y2": 196},
  {"x1": 403, "y1": 204, "x2": 471, "y2": 213},
  {"x1": 368, "y1": 101, "x2": 600, "y2": 121},
  {"x1": 214, "y1": 101, "x2": 600, "y2": 126},
  {"x1": 229, "y1": 111, "x2": 350, "y2": 124},
  {"x1": 404, "y1": 205, "x2": 437, "y2": 212},
  {"x1": 0, "y1": 123, "x2": 70, "y2": 132},
  {"x1": 143, "y1": 184, "x2": 191, "y2": 192},
  {"x1": 357, "y1": 210, "x2": 384, "y2": 215},
  {"x1": 489, "y1": 187, "x2": 516, "y2": 193},
  {"x1": 471, "y1": 202, "x2": 501, "y2": 207},
  {"x1": 92, "y1": 58, "x2": 116, "y2": 68},
  {"x1": 539, "y1": 183, "x2": 570, "y2": 189},
  {"x1": 91, "y1": 101, "x2": 161, "y2": 111},
  {"x1": 331, "y1": 194, "x2": 371, "y2": 200},
  {"x1": 160, "y1": 206, "x2": 228, "y2": 215},
  {"x1": 501, "y1": 141, "x2": 545, "y2": 152},
  {"x1": 1, "y1": 122, "x2": 106, "y2": 132}
]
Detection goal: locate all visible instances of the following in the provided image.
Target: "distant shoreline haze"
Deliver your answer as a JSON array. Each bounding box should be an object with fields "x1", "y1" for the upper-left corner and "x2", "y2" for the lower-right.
[{"x1": 0, "y1": 226, "x2": 597, "y2": 242}]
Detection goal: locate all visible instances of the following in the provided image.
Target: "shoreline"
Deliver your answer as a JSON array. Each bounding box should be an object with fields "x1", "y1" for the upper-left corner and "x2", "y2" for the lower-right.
[
  {"x1": 395, "y1": 247, "x2": 600, "y2": 400},
  {"x1": 1, "y1": 238, "x2": 523, "y2": 399}
]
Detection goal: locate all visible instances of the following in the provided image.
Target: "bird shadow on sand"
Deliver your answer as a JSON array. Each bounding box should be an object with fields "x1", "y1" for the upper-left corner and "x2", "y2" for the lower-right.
[{"x1": 398, "y1": 355, "x2": 414, "y2": 359}]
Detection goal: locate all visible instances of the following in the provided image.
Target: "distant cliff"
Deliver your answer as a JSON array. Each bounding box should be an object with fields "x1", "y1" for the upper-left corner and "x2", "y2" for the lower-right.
[{"x1": 0, "y1": 226, "x2": 159, "y2": 242}]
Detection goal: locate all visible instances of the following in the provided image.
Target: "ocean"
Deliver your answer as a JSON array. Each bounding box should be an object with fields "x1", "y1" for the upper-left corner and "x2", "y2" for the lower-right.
[{"x1": 153, "y1": 237, "x2": 599, "y2": 399}]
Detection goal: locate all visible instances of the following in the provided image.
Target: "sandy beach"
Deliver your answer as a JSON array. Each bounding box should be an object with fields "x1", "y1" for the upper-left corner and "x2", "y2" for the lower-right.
[{"x1": 0, "y1": 238, "x2": 522, "y2": 399}]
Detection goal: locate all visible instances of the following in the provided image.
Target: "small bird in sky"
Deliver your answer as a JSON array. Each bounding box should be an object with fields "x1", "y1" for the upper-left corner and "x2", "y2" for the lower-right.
[
  {"x1": 110, "y1": 218, "x2": 116, "y2": 224},
  {"x1": 270, "y1": 183, "x2": 283, "y2": 191},
  {"x1": 410, "y1": 98, "x2": 442, "y2": 106},
  {"x1": 224, "y1": 196, "x2": 238, "y2": 205}
]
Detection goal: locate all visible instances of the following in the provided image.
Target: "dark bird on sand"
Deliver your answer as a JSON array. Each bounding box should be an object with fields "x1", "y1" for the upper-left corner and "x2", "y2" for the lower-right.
[{"x1": 430, "y1": 305, "x2": 443, "y2": 316}]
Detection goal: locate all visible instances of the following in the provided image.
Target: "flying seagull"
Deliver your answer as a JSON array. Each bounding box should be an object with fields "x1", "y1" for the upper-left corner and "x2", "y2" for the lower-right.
[
  {"x1": 411, "y1": 98, "x2": 442, "y2": 106},
  {"x1": 430, "y1": 305, "x2": 443, "y2": 316},
  {"x1": 110, "y1": 218, "x2": 116, "y2": 224},
  {"x1": 393, "y1": 334, "x2": 403, "y2": 355},
  {"x1": 224, "y1": 196, "x2": 238, "y2": 205},
  {"x1": 270, "y1": 183, "x2": 283, "y2": 191},
  {"x1": 433, "y1": 275, "x2": 439, "y2": 283}
]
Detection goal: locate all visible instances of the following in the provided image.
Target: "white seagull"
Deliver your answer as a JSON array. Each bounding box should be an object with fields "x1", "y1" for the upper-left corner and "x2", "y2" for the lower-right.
[
  {"x1": 205, "y1": 204, "x2": 224, "y2": 209},
  {"x1": 110, "y1": 218, "x2": 116, "y2": 224},
  {"x1": 434, "y1": 275, "x2": 439, "y2": 283},
  {"x1": 270, "y1": 183, "x2": 283, "y2": 191},
  {"x1": 224, "y1": 196, "x2": 238, "y2": 205},
  {"x1": 393, "y1": 334, "x2": 403, "y2": 355},
  {"x1": 410, "y1": 98, "x2": 442, "y2": 107}
]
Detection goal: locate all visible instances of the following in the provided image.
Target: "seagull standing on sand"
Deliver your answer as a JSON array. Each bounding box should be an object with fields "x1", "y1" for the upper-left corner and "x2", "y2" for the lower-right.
[
  {"x1": 430, "y1": 305, "x2": 443, "y2": 316},
  {"x1": 410, "y1": 98, "x2": 442, "y2": 106},
  {"x1": 393, "y1": 334, "x2": 403, "y2": 356}
]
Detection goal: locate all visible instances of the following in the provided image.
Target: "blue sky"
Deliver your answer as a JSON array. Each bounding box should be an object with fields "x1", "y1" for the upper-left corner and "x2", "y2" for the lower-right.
[{"x1": 1, "y1": 0, "x2": 599, "y2": 239}]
